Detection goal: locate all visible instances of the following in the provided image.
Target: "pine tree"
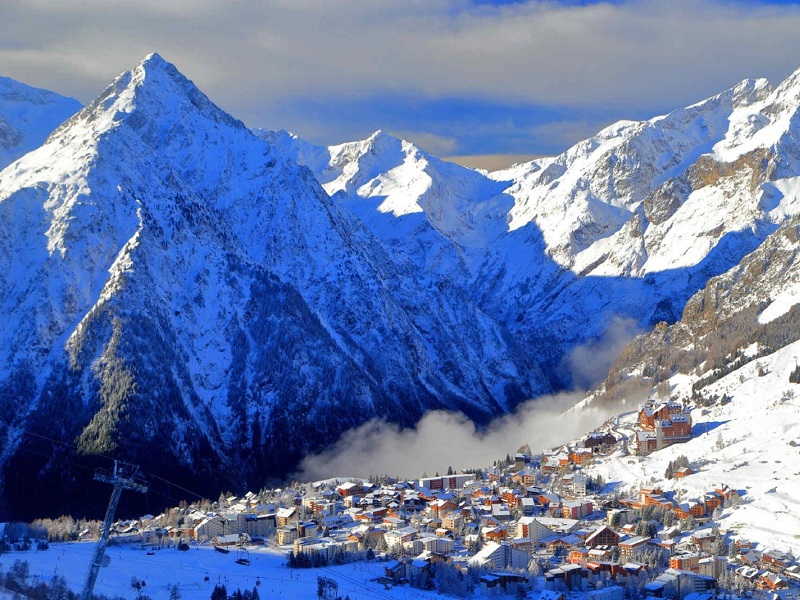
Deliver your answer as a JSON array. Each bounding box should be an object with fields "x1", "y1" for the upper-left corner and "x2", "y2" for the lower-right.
[
  {"x1": 211, "y1": 584, "x2": 227, "y2": 600},
  {"x1": 714, "y1": 535, "x2": 728, "y2": 557}
]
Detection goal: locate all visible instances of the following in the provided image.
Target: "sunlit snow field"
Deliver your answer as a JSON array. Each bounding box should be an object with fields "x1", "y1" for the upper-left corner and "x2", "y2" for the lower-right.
[{"x1": 0, "y1": 542, "x2": 444, "y2": 600}]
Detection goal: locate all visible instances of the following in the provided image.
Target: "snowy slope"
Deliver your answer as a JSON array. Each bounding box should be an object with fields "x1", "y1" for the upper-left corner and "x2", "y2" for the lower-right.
[
  {"x1": 584, "y1": 338, "x2": 800, "y2": 555},
  {"x1": 577, "y1": 215, "x2": 800, "y2": 553},
  {"x1": 11, "y1": 542, "x2": 448, "y2": 600},
  {"x1": 0, "y1": 76, "x2": 81, "y2": 171}
]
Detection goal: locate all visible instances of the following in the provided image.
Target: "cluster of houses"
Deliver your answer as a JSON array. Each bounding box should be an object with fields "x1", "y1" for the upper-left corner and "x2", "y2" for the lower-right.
[
  {"x1": 92, "y1": 399, "x2": 799, "y2": 599},
  {"x1": 621, "y1": 485, "x2": 740, "y2": 524}
]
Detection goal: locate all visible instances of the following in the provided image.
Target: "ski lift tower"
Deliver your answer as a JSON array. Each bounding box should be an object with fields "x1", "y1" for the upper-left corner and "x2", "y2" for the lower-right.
[{"x1": 80, "y1": 460, "x2": 148, "y2": 600}]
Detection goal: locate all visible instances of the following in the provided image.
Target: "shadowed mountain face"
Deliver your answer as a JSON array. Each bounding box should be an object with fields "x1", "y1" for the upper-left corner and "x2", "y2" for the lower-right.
[{"x1": 5, "y1": 55, "x2": 800, "y2": 519}]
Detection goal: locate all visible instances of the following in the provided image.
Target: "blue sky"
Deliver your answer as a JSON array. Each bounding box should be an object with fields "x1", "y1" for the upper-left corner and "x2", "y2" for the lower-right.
[{"x1": 2, "y1": 0, "x2": 800, "y2": 161}]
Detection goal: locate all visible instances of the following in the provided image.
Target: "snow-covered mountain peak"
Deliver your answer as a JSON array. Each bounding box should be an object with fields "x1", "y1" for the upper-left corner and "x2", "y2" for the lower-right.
[
  {"x1": 0, "y1": 76, "x2": 80, "y2": 171},
  {"x1": 52, "y1": 53, "x2": 244, "y2": 148}
]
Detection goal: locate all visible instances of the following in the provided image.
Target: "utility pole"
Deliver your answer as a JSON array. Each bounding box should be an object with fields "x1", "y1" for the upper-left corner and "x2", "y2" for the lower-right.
[{"x1": 81, "y1": 460, "x2": 148, "y2": 600}]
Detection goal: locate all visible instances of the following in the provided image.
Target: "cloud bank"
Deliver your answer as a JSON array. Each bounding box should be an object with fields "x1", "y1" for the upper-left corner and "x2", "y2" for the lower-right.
[{"x1": 297, "y1": 391, "x2": 619, "y2": 482}]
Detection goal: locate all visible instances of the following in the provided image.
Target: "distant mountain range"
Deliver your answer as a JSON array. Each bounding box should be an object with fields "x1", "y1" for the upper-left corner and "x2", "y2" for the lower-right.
[{"x1": 2, "y1": 54, "x2": 800, "y2": 519}]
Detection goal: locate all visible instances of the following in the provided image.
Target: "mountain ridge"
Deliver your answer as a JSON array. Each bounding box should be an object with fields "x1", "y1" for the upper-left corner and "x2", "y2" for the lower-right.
[{"x1": 3, "y1": 55, "x2": 800, "y2": 518}]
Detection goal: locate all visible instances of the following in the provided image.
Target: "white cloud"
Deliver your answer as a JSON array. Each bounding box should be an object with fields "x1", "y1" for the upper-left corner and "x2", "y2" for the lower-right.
[
  {"x1": 2, "y1": 1, "x2": 800, "y2": 146},
  {"x1": 298, "y1": 390, "x2": 623, "y2": 481}
]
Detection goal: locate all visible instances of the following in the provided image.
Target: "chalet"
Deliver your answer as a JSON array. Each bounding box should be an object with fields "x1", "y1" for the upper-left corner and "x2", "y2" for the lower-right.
[
  {"x1": 501, "y1": 488, "x2": 524, "y2": 508},
  {"x1": 337, "y1": 481, "x2": 364, "y2": 497},
  {"x1": 483, "y1": 494, "x2": 502, "y2": 507},
  {"x1": 384, "y1": 559, "x2": 408, "y2": 583},
  {"x1": 762, "y1": 550, "x2": 792, "y2": 573},
  {"x1": 638, "y1": 400, "x2": 685, "y2": 429},
  {"x1": 483, "y1": 526, "x2": 508, "y2": 542},
  {"x1": 408, "y1": 555, "x2": 432, "y2": 582},
  {"x1": 703, "y1": 492, "x2": 721, "y2": 513},
  {"x1": 545, "y1": 535, "x2": 582, "y2": 554},
  {"x1": 568, "y1": 547, "x2": 590, "y2": 565},
  {"x1": 691, "y1": 532, "x2": 716, "y2": 554},
  {"x1": 673, "y1": 499, "x2": 704, "y2": 520},
  {"x1": 735, "y1": 566, "x2": 760, "y2": 584},
  {"x1": 401, "y1": 490, "x2": 424, "y2": 511},
  {"x1": 487, "y1": 467, "x2": 502, "y2": 482},
  {"x1": 714, "y1": 485, "x2": 739, "y2": 503},
  {"x1": 540, "y1": 492, "x2": 562, "y2": 510},
  {"x1": 430, "y1": 498, "x2": 457, "y2": 516},
  {"x1": 639, "y1": 488, "x2": 664, "y2": 505},
  {"x1": 758, "y1": 572, "x2": 790, "y2": 591},
  {"x1": 675, "y1": 467, "x2": 694, "y2": 478},
  {"x1": 587, "y1": 547, "x2": 613, "y2": 562},
  {"x1": 212, "y1": 533, "x2": 245, "y2": 547},
  {"x1": 585, "y1": 525, "x2": 621, "y2": 548}
]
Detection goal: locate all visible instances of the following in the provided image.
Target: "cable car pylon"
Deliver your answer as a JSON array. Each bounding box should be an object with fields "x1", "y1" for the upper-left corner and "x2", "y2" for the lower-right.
[{"x1": 80, "y1": 460, "x2": 148, "y2": 600}]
